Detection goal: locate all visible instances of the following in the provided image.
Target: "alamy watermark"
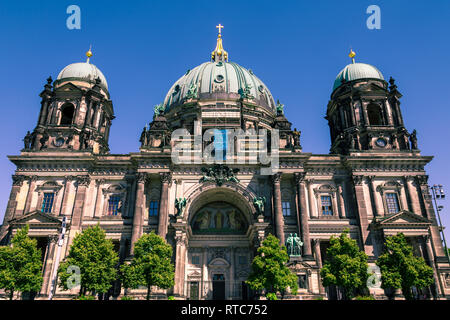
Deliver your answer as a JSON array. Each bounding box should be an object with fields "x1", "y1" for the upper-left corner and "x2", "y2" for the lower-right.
[
  {"x1": 66, "y1": 5, "x2": 81, "y2": 30},
  {"x1": 366, "y1": 5, "x2": 381, "y2": 30},
  {"x1": 171, "y1": 121, "x2": 279, "y2": 175}
]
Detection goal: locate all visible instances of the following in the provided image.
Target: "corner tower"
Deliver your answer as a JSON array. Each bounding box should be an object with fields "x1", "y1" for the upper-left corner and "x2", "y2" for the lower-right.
[
  {"x1": 326, "y1": 50, "x2": 413, "y2": 155},
  {"x1": 25, "y1": 48, "x2": 114, "y2": 154}
]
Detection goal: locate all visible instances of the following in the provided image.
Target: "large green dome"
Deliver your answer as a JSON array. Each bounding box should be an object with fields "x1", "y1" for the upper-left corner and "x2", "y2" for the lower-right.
[
  {"x1": 333, "y1": 62, "x2": 384, "y2": 92},
  {"x1": 163, "y1": 61, "x2": 276, "y2": 112}
]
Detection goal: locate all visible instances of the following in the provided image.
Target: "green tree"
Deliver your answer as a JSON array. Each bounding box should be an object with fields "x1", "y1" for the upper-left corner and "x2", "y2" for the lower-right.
[
  {"x1": 120, "y1": 232, "x2": 175, "y2": 300},
  {"x1": 320, "y1": 230, "x2": 369, "y2": 300},
  {"x1": 376, "y1": 233, "x2": 434, "y2": 300},
  {"x1": 0, "y1": 224, "x2": 43, "y2": 300},
  {"x1": 246, "y1": 234, "x2": 298, "y2": 298},
  {"x1": 58, "y1": 224, "x2": 119, "y2": 298}
]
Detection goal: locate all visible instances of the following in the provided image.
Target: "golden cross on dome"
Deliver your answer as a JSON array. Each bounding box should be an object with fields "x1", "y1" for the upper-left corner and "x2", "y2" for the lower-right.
[{"x1": 216, "y1": 24, "x2": 224, "y2": 35}]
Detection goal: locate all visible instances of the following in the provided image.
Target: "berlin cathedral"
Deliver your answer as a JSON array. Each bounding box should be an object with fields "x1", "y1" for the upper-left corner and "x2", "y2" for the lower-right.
[{"x1": 0, "y1": 25, "x2": 449, "y2": 300}]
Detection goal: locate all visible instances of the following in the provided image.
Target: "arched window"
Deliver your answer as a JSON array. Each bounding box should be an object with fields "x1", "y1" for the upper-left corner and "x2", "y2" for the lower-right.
[
  {"x1": 367, "y1": 103, "x2": 383, "y2": 126},
  {"x1": 60, "y1": 103, "x2": 75, "y2": 125}
]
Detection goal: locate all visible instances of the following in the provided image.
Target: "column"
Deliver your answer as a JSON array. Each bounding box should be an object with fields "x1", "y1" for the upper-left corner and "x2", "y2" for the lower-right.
[
  {"x1": 424, "y1": 235, "x2": 445, "y2": 298},
  {"x1": 93, "y1": 179, "x2": 104, "y2": 218},
  {"x1": 60, "y1": 176, "x2": 74, "y2": 216},
  {"x1": 158, "y1": 172, "x2": 172, "y2": 240},
  {"x1": 41, "y1": 236, "x2": 57, "y2": 296},
  {"x1": 272, "y1": 172, "x2": 285, "y2": 245},
  {"x1": 415, "y1": 175, "x2": 446, "y2": 257},
  {"x1": 306, "y1": 179, "x2": 316, "y2": 218},
  {"x1": 313, "y1": 239, "x2": 325, "y2": 294},
  {"x1": 402, "y1": 176, "x2": 413, "y2": 212},
  {"x1": 23, "y1": 175, "x2": 38, "y2": 214},
  {"x1": 337, "y1": 183, "x2": 346, "y2": 219},
  {"x1": 131, "y1": 173, "x2": 147, "y2": 253},
  {"x1": 367, "y1": 176, "x2": 379, "y2": 217},
  {"x1": 295, "y1": 173, "x2": 312, "y2": 257},
  {"x1": 71, "y1": 176, "x2": 90, "y2": 230},
  {"x1": 0, "y1": 175, "x2": 25, "y2": 242},
  {"x1": 352, "y1": 175, "x2": 373, "y2": 256},
  {"x1": 122, "y1": 177, "x2": 133, "y2": 218},
  {"x1": 174, "y1": 233, "x2": 187, "y2": 297}
]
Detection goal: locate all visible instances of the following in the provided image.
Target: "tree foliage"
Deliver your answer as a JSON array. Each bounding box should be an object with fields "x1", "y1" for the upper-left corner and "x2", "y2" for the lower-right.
[
  {"x1": 120, "y1": 232, "x2": 174, "y2": 300},
  {"x1": 246, "y1": 234, "x2": 298, "y2": 298},
  {"x1": 58, "y1": 224, "x2": 118, "y2": 297},
  {"x1": 320, "y1": 230, "x2": 369, "y2": 300},
  {"x1": 0, "y1": 224, "x2": 43, "y2": 300},
  {"x1": 376, "y1": 233, "x2": 434, "y2": 300}
]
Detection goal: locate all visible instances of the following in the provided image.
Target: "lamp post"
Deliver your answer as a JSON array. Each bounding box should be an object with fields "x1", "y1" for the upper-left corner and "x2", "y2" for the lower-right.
[{"x1": 429, "y1": 184, "x2": 449, "y2": 263}]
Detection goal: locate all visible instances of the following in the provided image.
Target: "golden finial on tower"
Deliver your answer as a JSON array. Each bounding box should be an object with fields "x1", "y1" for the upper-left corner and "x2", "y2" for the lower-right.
[
  {"x1": 211, "y1": 24, "x2": 228, "y2": 62},
  {"x1": 349, "y1": 49, "x2": 356, "y2": 64},
  {"x1": 86, "y1": 45, "x2": 93, "y2": 63}
]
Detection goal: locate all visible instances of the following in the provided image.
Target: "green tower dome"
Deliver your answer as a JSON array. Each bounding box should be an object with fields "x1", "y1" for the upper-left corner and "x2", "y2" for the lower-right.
[{"x1": 333, "y1": 57, "x2": 384, "y2": 92}]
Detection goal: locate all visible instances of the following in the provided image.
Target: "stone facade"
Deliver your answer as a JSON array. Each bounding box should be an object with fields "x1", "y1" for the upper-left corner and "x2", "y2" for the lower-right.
[{"x1": 1, "y1": 34, "x2": 449, "y2": 300}]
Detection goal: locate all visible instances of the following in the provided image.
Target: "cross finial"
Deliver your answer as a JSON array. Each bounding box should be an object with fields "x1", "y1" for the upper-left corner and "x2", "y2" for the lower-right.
[{"x1": 216, "y1": 24, "x2": 224, "y2": 35}]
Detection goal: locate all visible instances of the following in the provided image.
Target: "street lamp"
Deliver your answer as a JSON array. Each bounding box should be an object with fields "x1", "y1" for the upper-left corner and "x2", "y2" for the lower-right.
[{"x1": 430, "y1": 184, "x2": 450, "y2": 264}]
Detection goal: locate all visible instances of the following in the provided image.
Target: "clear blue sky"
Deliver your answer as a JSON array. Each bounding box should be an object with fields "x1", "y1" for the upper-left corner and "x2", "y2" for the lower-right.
[{"x1": 1, "y1": 0, "x2": 449, "y2": 241}]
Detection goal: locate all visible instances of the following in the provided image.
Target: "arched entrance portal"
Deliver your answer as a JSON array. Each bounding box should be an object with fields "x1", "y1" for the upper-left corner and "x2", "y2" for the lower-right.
[{"x1": 183, "y1": 184, "x2": 259, "y2": 300}]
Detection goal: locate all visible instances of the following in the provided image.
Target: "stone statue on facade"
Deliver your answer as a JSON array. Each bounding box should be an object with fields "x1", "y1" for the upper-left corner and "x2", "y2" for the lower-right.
[
  {"x1": 200, "y1": 164, "x2": 239, "y2": 186},
  {"x1": 238, "y1": 84, "x2": 254, "y2": 100},
  {"x1": 276, "y1": 100, "x2": 284, "y2": 116},
  {"x1": 23, "y1": 131, "x2": 32, "y2": 150},
  {"x1": 253, "y1": 196, "x2": 266, "y2": 216},
  {"x1": 410, "y1": 129, "x2": 418, "y2": 150},
  {"x1": 286, "y1": 233, "x2": 303, "y2": 257},
  {"x1": 175, "y1": 197, "x2": 187, "y2": 217},
  {"x1": 154, "y1": 103, "x2": 165, "y2": 117},
  {"x1": 40, "y1": 131, "x2": 49, "y2": 150},
  {"x1": 185, "y1": 83, "x2": 198, "y2": 100},
  {"x1": 292, "y1": 128, "x2": 301, "y2": 147}
]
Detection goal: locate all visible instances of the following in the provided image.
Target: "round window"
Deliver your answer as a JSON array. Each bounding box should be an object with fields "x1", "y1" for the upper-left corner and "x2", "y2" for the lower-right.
[
  {"x1": 215, "y1": 74, "x2": 224, "y2": 83},
  {"x1": 54, "y1": 137, "x2": 65, "y2": 147},
  {"x1": 375, "y1": 138, "x2": 387, "y2": 148}
]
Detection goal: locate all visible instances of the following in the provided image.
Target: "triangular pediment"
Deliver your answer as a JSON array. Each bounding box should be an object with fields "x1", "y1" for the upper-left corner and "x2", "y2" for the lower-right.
[
  {"x1": 374, "y1": 210, "x2": 430, "y2": 227},
  {"x1": 10, "y1": 210, "x2": 63, "y2": 226},
  {"x1": 354, "y1": 82, "x2": 387, "y2": 95},
  {"x1": 54, "y1": 82, "x2": 84, "y2": 93},
  {"x1": 188, "y1": 270, "x2": 202, "y2": 277}
]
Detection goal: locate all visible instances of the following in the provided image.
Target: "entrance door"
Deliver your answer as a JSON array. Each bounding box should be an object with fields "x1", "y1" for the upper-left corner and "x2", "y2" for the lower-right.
[{"x1": 212, "y1": 274, "x2": 225, "y2": 300}]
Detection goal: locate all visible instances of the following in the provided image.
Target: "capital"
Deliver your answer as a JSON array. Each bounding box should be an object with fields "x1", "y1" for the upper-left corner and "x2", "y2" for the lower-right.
[
  {"x1": 294, "y1": 172, "x2": 306, "y2": 185},
  {"x1": 12, "y1": 175, "x2": 25, "y2": 186}
]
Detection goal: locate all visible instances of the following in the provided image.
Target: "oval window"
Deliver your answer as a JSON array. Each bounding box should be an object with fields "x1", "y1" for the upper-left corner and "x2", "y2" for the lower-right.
[{"x1": 215, "y1": 74, "x2": 224, "y2": 83}]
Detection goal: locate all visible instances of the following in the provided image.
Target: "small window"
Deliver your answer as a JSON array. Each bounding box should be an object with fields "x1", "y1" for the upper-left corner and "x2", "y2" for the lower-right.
[
  {"x1": 282, "y1": 201, "x2": 291, "y2": 216},
  {"x1": 191, "y1": 255, "x2": 200, "y2": 265},
  {"x1": 367, "y1": 103, "x2": 383, "y2": 126},
  {"x1": 60, "y1": 103, "x2": 75, "y2": 125},
  {"x1": 386, "y1": 193, "x2": 400, "y2": 214},
  {"x1": 321, "y1": 195, "x2": 333, "y2": 216},
  {"x1": 41, "y1": 193, "x2": 55, "y2": 213},
  {"x1": 149, "y1": 201, "x2": 159, "y2": 217},
  {"x1": 298, "y1": 274, "x2": 308, "y2": 289},
  {"x1": 107, "y1": 195, "x2": 121, "y2": 216}
]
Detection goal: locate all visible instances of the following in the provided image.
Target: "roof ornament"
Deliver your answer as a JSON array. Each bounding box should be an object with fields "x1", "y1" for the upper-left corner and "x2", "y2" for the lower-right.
[
  {"x1": 211, "y1": 24, "x2": 228, "y2": 62},
  {"x1": 349, "y1": 49, "x2": 356, "y2": 64},
  {"x1": 86, "y1": 45, "x2": 93, "y2": 64}
]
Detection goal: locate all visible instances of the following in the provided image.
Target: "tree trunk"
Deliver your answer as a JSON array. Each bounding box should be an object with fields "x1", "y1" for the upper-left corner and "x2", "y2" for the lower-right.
[
  {"x1": 9, "y1": 290, "x2": 13, "y2": 300},
  {"x1": 147, "y1": 284, "x2": 151, "y2": 300},
  {"x1": 402, "y1": 287, "x2": 412, "y2": 300}
]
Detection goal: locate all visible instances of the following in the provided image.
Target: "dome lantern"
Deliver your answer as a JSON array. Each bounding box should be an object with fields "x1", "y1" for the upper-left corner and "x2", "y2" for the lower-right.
[{"x1": 211, "y1": 24, "x2": 228, "y2": 62}]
